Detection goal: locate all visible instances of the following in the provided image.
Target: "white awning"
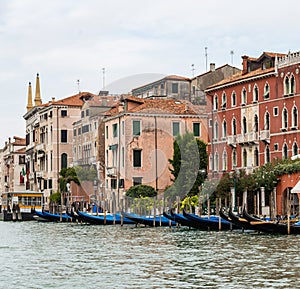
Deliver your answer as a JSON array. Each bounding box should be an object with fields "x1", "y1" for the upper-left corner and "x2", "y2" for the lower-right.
[{"x1": 291, "y1": 180, "x2": 300, "y2": 194}]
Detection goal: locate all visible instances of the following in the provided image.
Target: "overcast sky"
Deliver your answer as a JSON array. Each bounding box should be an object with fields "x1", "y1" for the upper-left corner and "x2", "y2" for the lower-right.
[{"x1": 1, "y1": 0, "x2": 300, "y2": 145}]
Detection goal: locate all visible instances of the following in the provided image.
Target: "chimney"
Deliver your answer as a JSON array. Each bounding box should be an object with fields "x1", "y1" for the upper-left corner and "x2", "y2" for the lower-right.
[
  {"x1": 242, "y1": 55, "x2": 249, "y2": 75},
  {"x1": 210, "y1": 63, "x2": 215, "y2": 72}
]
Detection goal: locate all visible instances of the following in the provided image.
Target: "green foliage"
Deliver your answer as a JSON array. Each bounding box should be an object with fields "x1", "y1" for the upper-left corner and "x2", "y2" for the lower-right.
[
  {"x1": 75, "y1": 166, "x2": 97, "y2": 182},
  {"x1": 168, "y1": 132, "x2": 208, "y2": 198},
  {"x1": 59, "y1": 167, "x2": 80, "y2": 192},
  {"x1": 125, "y1": 184, "x2": 157, "y2": 198},
  {"x1": 49, "y1": 191, "x2": 61, "y2": 204}
]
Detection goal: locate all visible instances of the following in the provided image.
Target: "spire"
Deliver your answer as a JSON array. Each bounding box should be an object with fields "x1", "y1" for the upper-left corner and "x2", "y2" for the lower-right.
[
  {"x1": 34, "y1": 73, "x2": 42, "y2": 106},
  {"x1": 26, "y1": 82, "x2": 33, "y2": 111}
]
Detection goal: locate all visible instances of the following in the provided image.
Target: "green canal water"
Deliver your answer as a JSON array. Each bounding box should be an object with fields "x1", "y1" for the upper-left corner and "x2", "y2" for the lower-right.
[{"x1": 0, "y1": 221, "x2": 299, "y2": 289}]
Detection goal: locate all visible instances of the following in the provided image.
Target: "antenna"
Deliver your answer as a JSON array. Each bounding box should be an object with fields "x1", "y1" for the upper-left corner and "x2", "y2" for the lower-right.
[
  {"x1": 102, "y1": 68, "x2": 105, "y2": 90},
  {"x1": 77, "y1": 79, "x2": 81, "y2": 93},
  {"x1": 205, "y1": 47, "x2": 208, "y2": 72},
  {"x1": 230, "y1": 50, "x2": 234, "y2": 65},
  {"x1": 191, "y1": 64, "x2": 195, "y2": 77}
]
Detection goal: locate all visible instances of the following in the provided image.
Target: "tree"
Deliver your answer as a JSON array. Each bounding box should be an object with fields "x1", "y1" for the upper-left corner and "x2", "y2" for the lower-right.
[
  {"x1": 59, "y1": 167, "x2": 80, "y2": 193},
  {"x1": 168, "y1": 133, "x2": 208, "y2": 198},
  {"x1": 126, "y1": 184, "x2": 157, "y2": 198}
]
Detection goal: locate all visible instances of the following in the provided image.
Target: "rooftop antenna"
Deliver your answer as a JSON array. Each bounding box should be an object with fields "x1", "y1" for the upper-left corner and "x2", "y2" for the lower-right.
[
  {"x1": 77, "y1": 79, "x2": 81, "y2": 93},
  {"x1": 230, "y1": 50, "x2": 234, "y2": 65},
  {"x1": 102, "y1": 67, "x2": 105, "y2": 90},
  {"x1": 205, "y1": 47, "x2": 208, "y2": 72},
  {"x1": 191, "y1": 64, "x2": 195, "y2": 77}
]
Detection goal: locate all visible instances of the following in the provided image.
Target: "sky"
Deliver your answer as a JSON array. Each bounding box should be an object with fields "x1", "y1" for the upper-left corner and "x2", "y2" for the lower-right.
[{"x1": 1, "y1": 0, "x2": 300, "y2": 146}]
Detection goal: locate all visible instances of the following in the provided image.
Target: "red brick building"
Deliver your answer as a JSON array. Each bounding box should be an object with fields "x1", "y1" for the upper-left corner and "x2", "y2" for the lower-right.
[{"x1": 205, "y1": 51, "x2": 300, "y2": 215}]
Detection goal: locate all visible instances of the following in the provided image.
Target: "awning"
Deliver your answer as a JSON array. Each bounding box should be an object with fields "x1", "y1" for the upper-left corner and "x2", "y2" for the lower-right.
[{"x1": 291, "y1": 180, "x2": 300, "y2": 194}]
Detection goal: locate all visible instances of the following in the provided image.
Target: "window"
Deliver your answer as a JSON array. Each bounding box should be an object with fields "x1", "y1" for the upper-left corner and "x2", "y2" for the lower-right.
[
  {"x1": 232, "y1": 149, "x2": 237, "y2": 168},
  {"x1": 172, "y1": 122, "x2": 180, "y2": 136},
  {"x1": 106, "y1": 126, "x2": 108, "y2": 139},
  {"x1": 122, "y1": 121, "x2": 125, "y2": 135},
  {"x1": 282, "y1": 108, "x2": 288, "y2": 129},
  {"x1": 232, "y1": 118, "x2": 237, "y2": 136},
  {"x1": 242, "y1": 116, "x2": 247, "y2": 134},
  {"x1": 273, "y1": 107, "x2": 278, "y2": 116},
  {"x1": 214, "y1": 95, "x2": 218, "y2": 110},
  {"x1": 243, "y1": 149, "x2": 247, "y2": 167},
  {"x1": 253, "y1": 85, "x2": 259, "y2": 102},
  {"x1": 222, "y1": 120, "x2": 227, "y2": 138},
  {"x1": 242, "y1": 88, "x2": 247, "y2": 104},
  {"x1": 111, "y1": 179, "x2": 117, "y2": 189},
  {"x1": 61, "y1": 153, "x2": 67, "y2": 169},
  {"x1": 61, "y1": 110, "x2": 67, "y2": 117},
  {"x1": 283, "y1": 143, "x2": 288, "y2": 159},
  {"x1": 78, "y1": 128, "x2": 81, "y2": 135},
  {"x1": 214, "y1": 122, "x2": 219, "y2": 140},
  {"x1": 214, "y1": 152, "x2": 219, "y2": 171},
  {"x1": 292, "y1": 106, "x2": 298, "y2": 128},
  {"x1": 264, "y1": 83, "x2": 270, "y2": 99},
  {"x1": 73, "y1": 129, "x2": 77, "y2": 137},
  {"x1": 61, "y1": 130, "x2": 67, "y2": 143},
  {"x1": 231, "y1": 91, "x2": 236, "y2": 106},
  {"x1": 86, "y1": 109, "x2": 89, "y2": 116},
  {"x1": 172, "y1": 83, "x2": 178, "y2": 93},
  {"x1": 193, "y1": 123, "x2": 200, "y2": 137},
  {"x1": 293, "y1": 142, "x2": 298, "y2": 156},
  {"x1": 254, "y1": 147, "x2": 259, "y2": 167},
  {"x1": 122, "y1": 147, "x2": 124, "y2": 167},
  {"x1": 274, "y1": 143, "x2": 279, "y2": 151},
  {"x1": 254, "y1": 114, "x2": 259, "y2": 132},
  {"x1": 265, "y1": 112, "x2": 270, "y2": 130},
  {"x1": 133, "y1": 149, "x2": 142, "y2": 167},
  {"x1": 265, "y1": 146, "x2": 270, "y2": 163},
  {"x1": 291, "y1": 75, "x2": 295, "y2": 94},
  {"x1": 222, "y1": 150, "x2": 227, "y2": 171},
  {"x1": 81, "y1": 111, "x2": 84, "y2": 118},
  {"x1": 133, "y1": 177, "x2": 142, "y2": 186},
  {"x1": 222, "y1": 92, "x2": 226, "y2": 109},
  {"x1": 133, "y1": 120, "x2": 141, "y2": 136},
  {"x1": 113, "y1": 123, "x2": 118, "y2": 138},
  {"x1": 284, "y1": 76, "x2": 289, "y2": 95},
  {"x1": 19, "y1": 155, "x2": 25, "y2": 165}
]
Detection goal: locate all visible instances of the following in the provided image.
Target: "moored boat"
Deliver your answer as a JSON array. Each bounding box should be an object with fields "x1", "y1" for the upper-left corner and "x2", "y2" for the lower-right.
[{"x1": 0, "y1": 191, "x2": 44, "y2": 221}]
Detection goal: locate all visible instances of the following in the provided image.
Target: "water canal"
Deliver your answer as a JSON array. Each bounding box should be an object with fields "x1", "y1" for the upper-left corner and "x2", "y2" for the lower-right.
[{"x1": 0, "y1": 221, "x2": 299, "y2": 289}]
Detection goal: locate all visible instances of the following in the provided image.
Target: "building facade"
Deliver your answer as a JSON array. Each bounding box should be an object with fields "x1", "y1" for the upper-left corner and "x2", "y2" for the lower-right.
[
  {"x1": 205, "y1": 51, "x2": 300, "y2": 214},
  {"x1": 103, "y1": 96, "x2": 208, "y2": 211}
]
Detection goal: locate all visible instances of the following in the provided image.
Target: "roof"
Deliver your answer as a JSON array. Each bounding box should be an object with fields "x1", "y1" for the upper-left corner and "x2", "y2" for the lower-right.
[{"x1": 105, "y1": 96, "x2": 201, "y2": 117}]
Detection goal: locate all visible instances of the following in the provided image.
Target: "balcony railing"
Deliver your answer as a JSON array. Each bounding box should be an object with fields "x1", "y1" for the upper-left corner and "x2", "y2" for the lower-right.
[
  {"x1": 227, "y1": 135, "x2": 237, "y2": 146},
  {"x1": 236, "y1": 132, "x2": 259, "y2": 144},
  {"x1": 106, "y1": 167, "x2": 117, "y2": 177},
  {"x1": 260, "y1": 130, "x2": 270, "y2": 142}
]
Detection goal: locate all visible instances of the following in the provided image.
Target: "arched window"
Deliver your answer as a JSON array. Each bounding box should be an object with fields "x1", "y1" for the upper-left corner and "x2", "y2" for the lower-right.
[
  {"x1": 265, "y1": 112, "x2": 270, "y2": 130},
  {"x1": 61, "y1": 153, "x2": 68, "y2": 169},
  {"x1": 232, "y1": 118, "x2": 237, "y2": 135},
  {"x1": 283, "y1": 143, "x2": 288, "y2": 159},
  {"x1": 214, "y1": 151, "x2": 219, "y2": 171},
  {"x1": 222, "y1": 92, "x2": 226, "y2": 109},
  {"x1": 282, "y1": 108, "x2": 288, "y2": 129},
  {"x1": 284, "y1": 76, "x2": 290, "y2": 95},
  {"x1": 253, "y1": 84, "x2": 259, "y2": 102},
  {"x1": 254, "y1": 114, "x2": 259, "y2": 132},
  {"x1": 209, "y1": 153, "x2": 213, "y2": 171},
  {"x1": 254, "y1": 147, "x2": 259, "y2": 167},
  {"x1": 265, "y1": 145, "x2": 270, "y2": 164},
  {"x1": 293, "y1": 142, "x2": 298, "y2": 156},
  {"x1": 242, "y1": 88, "x2": 247, "y2": 104},
  {"x1": 232, "y1": 149, "x2": 237, "y2": 168},
  {"x1": 222, "y1": 150, "x2": 227, "y2": 171},
  {"x1": 243, "y1": 116, "x2": 247, "y2": 134},
  {"x1": 290, "y1": 74, "x2": 295, "y2": 94},
  {"x1": 222, "y1": 120, "x2": 227, "y2": 138},
  {"x1": 214, "y1": 121, "x2": 219, "y2": 140},
  {"x1": 292, "y1": 106, "x2": 298, "y2": 128},
  {"x1": 264, "y1": 82, "x2": 270, "y2": 99},
  {"x1": 243, "y1": 149, "x2": 247, "y2": 167},
  {"x1": 231, "y1": 91, "x2": 236, "y2": 106},
  {"x1": 214, "y1": 95, "x2": 218, "y2": 110}
]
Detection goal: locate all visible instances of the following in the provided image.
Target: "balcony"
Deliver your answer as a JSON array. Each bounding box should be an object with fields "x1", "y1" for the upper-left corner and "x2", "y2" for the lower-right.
[
  {"x1": 36, "y1": 171, "x2": 44, "y2": 179},
  {"x1": 237, "y1": 132, "x2": 259, "y2": 145},
  {"x1": 227, "y1": 135, "x2": 237, "y2": 147},
  {"x1": 106, "y1": 167, "x2": 117, "y2": 177},
  {"x1": 260, "y1": 130, "x2": 270, "y2": 143}
]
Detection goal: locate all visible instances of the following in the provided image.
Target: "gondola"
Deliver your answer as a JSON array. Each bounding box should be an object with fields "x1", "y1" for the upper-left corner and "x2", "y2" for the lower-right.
[
  {"x1": 76, "y1": 210, "x2": 135, "y2": 225},
  {"x1": 122, "y1": 212, "x2": 176, "y2": 227},
  {"x1": 183, "y1": 210, "x2": 235, "y2": 231},
  {"x1": 163, "y1": 210, "x2": 196, "y2": 228},
  {"x1": 34, "y1": 210, "x2": 74, "y2": 222},
  {"x1": 227, "y1": 210, "x2": 255, "y2": 230}
]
